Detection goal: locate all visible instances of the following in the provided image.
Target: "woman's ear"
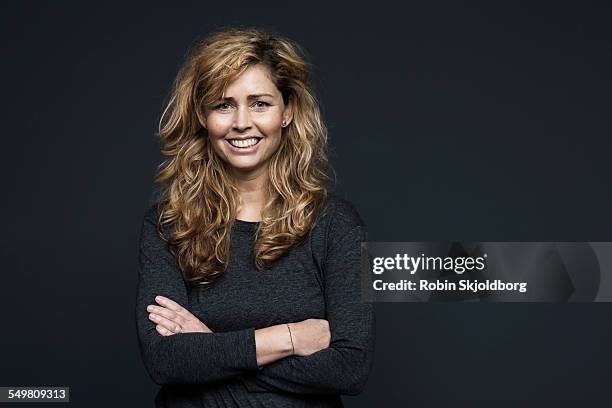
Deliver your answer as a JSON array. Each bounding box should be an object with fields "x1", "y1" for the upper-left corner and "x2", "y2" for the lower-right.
[{"x1": 282, "y1": 101, "x2": 294, "y2": 127}]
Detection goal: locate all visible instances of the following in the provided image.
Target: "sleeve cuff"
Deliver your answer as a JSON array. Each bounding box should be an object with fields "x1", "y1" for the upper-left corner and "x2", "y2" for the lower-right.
[{"x1": 240, "y1": 327, "x2": 260, "y2": 371}]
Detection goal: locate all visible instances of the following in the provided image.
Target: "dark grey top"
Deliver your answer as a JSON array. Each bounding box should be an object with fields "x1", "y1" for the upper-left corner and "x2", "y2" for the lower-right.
[{"x1": 135, "y1": 193, "x2": 375, "y2": 407}]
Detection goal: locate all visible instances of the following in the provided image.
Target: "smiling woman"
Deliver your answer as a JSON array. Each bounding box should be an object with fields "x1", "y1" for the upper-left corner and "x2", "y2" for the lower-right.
[
  {"x1": 203, "y1": 63, "x2": 291, "y2": 174},
  {"x1": 135, "y1": 26, "x2": 375, "y2": 408}
]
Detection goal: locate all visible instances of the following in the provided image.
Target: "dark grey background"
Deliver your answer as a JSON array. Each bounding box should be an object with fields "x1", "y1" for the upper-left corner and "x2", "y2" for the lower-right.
[{"x1": 1, "y1": 1, "x2": 610, "y2": 407}]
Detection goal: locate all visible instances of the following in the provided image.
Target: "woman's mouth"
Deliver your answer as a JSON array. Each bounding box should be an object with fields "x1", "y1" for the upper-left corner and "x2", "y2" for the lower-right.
[{"x1": 225, "y1": 137, "x2": 262, "y2": 154}]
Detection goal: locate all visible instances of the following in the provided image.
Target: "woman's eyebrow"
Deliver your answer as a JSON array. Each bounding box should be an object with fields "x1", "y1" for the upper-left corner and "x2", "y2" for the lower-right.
[{"x1": 221, "y1": 93, "x2": 274, "y2": 101}]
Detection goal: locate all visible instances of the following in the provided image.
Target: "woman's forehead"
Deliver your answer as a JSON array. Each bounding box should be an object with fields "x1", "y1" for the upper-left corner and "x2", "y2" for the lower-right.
[{"x1": 221, "y1": 64, "x2": 280, "y2": 99}]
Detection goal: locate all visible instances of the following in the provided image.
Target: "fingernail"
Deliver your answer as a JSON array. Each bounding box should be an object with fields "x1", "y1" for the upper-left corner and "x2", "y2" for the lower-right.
[{"x1": 156, "y1": 296, "x2": 163, "y2": 302}]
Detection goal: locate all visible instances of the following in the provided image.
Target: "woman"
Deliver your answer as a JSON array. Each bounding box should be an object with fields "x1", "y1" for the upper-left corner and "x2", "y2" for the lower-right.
[{"x1": 135, "y1": 27, "x2": 375, "y2": 407}]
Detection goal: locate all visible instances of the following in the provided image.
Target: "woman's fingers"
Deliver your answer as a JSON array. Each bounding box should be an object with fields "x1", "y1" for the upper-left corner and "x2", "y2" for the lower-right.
[
  {"x1": 148, "y1": 312, "x2": 182, "y2": 334},
  {"x1": 147, "y1": 295, "x2": 212, "y2": 334},
  {"x1": 155, "y1": 295, "x2": 186, "y2": 314},
  {"x1": 147, "y1": 304, "x2": 184, "y2": 324},
  {"x1": 155, "y1": 325, "x2": 174, "y2": 336}
]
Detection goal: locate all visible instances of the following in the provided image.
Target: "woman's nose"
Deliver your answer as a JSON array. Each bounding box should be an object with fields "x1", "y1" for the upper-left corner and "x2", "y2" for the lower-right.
[{"x1": 232, "y1": 105, "x2": 252, "y2": 131}]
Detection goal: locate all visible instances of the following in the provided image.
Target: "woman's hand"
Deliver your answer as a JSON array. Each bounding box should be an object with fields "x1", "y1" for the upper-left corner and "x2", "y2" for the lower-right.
[
  {"x1": 147, "y1": 295, "x2": 212, "y2": 336},
  {"x1": 290, "y1": 318, "x2": 331, "y2": 356}
]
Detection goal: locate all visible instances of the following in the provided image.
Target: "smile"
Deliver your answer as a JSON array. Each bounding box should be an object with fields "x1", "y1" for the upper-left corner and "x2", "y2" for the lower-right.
[
  {"x1": 225, "y1": 137, "x2": 261, "y2": 155},
  {"x1": 226, "y1": 137, "x2": 262, "y2": 148}
]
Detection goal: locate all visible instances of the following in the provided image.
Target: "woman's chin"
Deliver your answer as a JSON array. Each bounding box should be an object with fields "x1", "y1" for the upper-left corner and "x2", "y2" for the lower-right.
[{"x1": 227, "y1": 158, "x2": 265, "y2": 174}]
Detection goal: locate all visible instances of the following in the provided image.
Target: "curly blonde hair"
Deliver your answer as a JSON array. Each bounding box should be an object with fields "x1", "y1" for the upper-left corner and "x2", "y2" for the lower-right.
[{"x1": 152, "y1": 26, "x2": 333, "y2": 286}]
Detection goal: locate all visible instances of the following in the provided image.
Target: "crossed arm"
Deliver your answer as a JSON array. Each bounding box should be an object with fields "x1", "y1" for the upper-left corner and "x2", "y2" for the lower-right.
[{"x1": 135, "y1": 205, "x2": 375, "y2": 395}]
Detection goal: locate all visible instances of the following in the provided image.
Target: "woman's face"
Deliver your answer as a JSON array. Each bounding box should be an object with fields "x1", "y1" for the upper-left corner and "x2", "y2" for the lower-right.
[{"x1": 203, "y1": 63, "x2": 293, "y2": 177}]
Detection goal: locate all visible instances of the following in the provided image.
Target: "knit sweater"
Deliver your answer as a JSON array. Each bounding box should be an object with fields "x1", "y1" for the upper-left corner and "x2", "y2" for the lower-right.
[{"x1": 135, "y1": 193, "x2": 375, "y2": 407}]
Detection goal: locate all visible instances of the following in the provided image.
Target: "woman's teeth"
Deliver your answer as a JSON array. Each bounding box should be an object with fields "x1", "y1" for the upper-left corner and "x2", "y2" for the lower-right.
[{"x1": 228, "y1": 138, "x2": 260, "y2": 148}]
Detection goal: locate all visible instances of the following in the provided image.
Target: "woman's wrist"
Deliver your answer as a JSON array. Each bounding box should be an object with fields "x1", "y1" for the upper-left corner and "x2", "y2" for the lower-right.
[
  {"x1": 254, "y1": 323, "x2": 295, "y2": 367},
  {"x1": 286, "y1": 323, "x2": 295, "y2": 356}
]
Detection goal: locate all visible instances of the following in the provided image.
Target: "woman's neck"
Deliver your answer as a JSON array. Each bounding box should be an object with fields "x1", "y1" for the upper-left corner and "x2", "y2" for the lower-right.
[{"x1": 232, "y1": 167, "x2": 267, "y2": 222}]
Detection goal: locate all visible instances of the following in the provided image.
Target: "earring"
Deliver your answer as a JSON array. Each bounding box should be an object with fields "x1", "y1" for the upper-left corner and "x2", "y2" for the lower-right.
[{"x1": 282, "y1": 120, "x2": 286, "y2": 127}]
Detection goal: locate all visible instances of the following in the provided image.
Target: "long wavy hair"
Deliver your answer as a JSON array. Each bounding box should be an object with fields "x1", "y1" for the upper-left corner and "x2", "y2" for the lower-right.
[{"x1": 152, "y1": 27, "x2": 333, "y2": 286}]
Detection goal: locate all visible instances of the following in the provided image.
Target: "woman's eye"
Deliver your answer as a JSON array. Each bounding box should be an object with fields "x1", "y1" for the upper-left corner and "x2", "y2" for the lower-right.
[
  {"x1": 253, "y1": 101, "x2": 269, "y2": 109},
  {"x1": 213, "y1": 101, "x2": 268, "y2": 111},
  {"x1": 214, "y1": 102, "x2": 231, "y2": 110}
]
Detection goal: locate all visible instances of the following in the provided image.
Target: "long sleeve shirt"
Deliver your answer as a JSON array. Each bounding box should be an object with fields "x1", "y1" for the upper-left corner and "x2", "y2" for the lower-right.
[{"x1": 135, "y1": 192, "x2": 376, "y2": 407}]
